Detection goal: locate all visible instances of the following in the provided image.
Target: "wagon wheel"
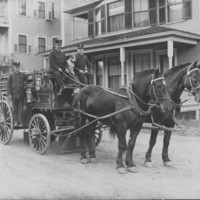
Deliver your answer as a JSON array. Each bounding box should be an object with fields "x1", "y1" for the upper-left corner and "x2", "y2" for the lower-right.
[
  {"x1": 95, "y1": 122, "x2": 103, "y2": 147},
  {"x1": 28, "y1": 114, "x2": 51, "y2": 155},
  {"x1": 0, "y1": 100, "x2": 14, "y2": 145}
]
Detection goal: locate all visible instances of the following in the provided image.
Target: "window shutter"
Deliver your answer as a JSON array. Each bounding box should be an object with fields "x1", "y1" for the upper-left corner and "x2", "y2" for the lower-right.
[
  {"x1": 27, "y1": 35, "x2": 33, "y2": 54},
  {"x1": 13, "y1": 34, "x2": 19, "y2": 53},
  {"x1": 33, "y1": 36, "x2": 38, "y2": 54},
  {"x1": 54, "y1": 0, "x2": 59, "y2": 19},
  {"x1": 149, "y1": 0, "x2": 157, "y2": 26},
  {"x1": 150, "y1": 10, "x2": 157, "y2": 25},
  {"x1": 184, "y1": 0, "x2": 192, "y2": 19},
  {"x1": 101, "y1": 5, "x2": 106, "y2": 34},
  {"x1": 17, "y1": 0, "x2": 21, "y2": 15},
  {"x1": 88, "y1": 10, "x2": 94, "y2": 37},
  {"x1": 125, "y1": 0, "x2": 132, "y2": 29},
  {"x1": 33, "y1": 0, "x2": 38, "y2": 18},
  {"x1": 47, "y1": 37, "x2": 52, "y2": 50}
]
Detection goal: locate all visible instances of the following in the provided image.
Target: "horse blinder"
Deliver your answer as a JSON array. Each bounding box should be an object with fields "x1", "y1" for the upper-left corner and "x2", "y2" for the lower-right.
[{"x1": 149, "y1": 77, "x2": 170, "y2": 107}]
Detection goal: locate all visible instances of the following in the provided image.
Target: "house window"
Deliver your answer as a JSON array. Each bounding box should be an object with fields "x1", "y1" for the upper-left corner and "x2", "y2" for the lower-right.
[
  {"x1": 38, "y1": 37, "x2": 46, "y2": 53},
  {"x1": 133, "y1": 53, "x2": 151, "y2": 74},
  {"x1": 108, "y1": 0, "x2": 125, "y2": 32},
  {"x1": 19, "y1": 35, "x2": 27, "y2": 53},
  {"x1": 133, "y1": 0, "x2": 149, "y2": 28},
  {"x1": 38, "y1": 2, "x2": 45, "y2": 19},
  {"x1": 18, "y1": 0, "x2": 26, "y2": 16},
  {"x1": 168, "y1": 0, "x2": 191, "y2": 22},
  {"x1": 95, "y1": 8, "x2": 102, "y2": 36},
  {"x1": 108, "y1": 56, "x2": 126, "y2": 89}
]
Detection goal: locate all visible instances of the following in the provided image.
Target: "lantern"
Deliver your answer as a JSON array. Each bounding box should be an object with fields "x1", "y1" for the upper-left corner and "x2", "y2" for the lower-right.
[
  {"x1": 26, "y1": 87, "x2": 32, "y2": 103},
  {"x1": 35, "y1": 75, "x2": 41, "y2": 90}
]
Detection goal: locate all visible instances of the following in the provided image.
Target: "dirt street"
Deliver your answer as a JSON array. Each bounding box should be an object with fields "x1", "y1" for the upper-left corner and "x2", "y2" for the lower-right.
[{"x1": 0, "y1": 129, "x2": 200, "y2": 199}]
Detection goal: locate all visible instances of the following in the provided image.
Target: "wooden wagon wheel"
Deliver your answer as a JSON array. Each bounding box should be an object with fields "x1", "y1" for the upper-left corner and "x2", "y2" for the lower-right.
[
  {"x1": 95, "y1": 122, "x2": 103, "y2": 147},
  {"x1": 0, "y1": 100, "x2": 14, "y2": 145},
  {"x1": 28, "y1": 114, "x2": 51, "y2": 155}
]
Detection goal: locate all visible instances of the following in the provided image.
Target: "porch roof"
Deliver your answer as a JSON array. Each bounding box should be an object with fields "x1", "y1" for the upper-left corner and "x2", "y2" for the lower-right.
[
  {"x1": 63, "y1": 0, "x2": 102, "y2": 14},
  {"x1": 41, "y1": 26, "x2": 200, "y2": 56}
]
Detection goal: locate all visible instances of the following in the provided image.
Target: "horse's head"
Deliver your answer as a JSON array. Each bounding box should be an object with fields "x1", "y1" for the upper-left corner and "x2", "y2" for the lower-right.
[
  {"x1": 183, "y1": 61, "x2": 200, "y2": 102},
  {"x1": 149, "y1": 69, "x2": 172, "y2": 113}
]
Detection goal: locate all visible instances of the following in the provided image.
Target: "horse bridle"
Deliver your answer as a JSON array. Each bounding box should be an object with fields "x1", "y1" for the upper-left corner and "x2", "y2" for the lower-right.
[
  {"x1": 185, "y1": 67, "x2": 200, "y2": 95},
  {"x1": 149, "y1": 76, "x2": 170, "y2": 106}
]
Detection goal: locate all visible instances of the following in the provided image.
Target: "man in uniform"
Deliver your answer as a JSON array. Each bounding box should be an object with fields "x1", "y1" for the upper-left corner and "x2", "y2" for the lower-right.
[
  {"x1": 74, "y1": 43, "x2": 92, "y2": 84},
  {"x1": 7, "y1": 62, "x2": 26, "y2": 127},
  {"x1": 49, "y1": 39, "x2": 69, "y2": 90}
]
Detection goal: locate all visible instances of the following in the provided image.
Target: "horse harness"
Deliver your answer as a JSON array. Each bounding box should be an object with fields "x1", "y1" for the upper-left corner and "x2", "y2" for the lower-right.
[
  {"x1": 126, "y1": 76, "x2": 169, "y2": 115},
  {"x1": 184, "y1": 67, "x2": 200, "y2": 95}
]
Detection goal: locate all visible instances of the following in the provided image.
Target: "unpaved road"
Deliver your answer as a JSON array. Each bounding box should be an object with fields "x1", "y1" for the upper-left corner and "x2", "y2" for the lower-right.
[{"x1": 0, "y1": 129, "x2": 200, "y2": 199}]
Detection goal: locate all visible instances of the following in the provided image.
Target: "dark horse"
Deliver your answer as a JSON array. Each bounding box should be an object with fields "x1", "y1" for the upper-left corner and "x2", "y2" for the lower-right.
[
  {"x1": 144, "y1": 61, "x2": 200, "y2": 168},
  {"x1": 73, "y1": 69, "x2": 173, "y2": 174}
]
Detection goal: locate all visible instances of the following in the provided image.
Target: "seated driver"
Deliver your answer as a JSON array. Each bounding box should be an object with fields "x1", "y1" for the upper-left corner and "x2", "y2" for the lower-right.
[{"x1": 49, "y1": 39, "x2": 69, "y2": 91}]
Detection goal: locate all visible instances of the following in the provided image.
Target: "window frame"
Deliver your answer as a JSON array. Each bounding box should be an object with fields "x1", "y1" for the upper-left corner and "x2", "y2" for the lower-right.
[
  {"x1": 18, "y1": 0, "x2": 27, "y2": 16},
  {"x1": 131, "y1": 49, "x2": 153, "y2": 76},
  {"x1": 167, "y1": 0, "x2": 192, "y2": 23},
  {"x1": 18, "y1": 34, "x2": 27, "y2": 54},
  {"x1": 38, "y1": 1, "x2": 45, "y2": 19},
  {"x1": 107, "y1": 0, "x2": 125, "y2": 32},
  {"x1": 38, "y1": 37, "x2": 46, "y2": 53},
  {"x1": 95, "y1": 7, "x2": 102, "y2": 36}
]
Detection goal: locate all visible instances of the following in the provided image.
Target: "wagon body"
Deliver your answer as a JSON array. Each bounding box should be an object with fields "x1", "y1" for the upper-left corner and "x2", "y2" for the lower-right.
[{"x1": 0, "y1": 69, "x2": 103, "y2": 154}]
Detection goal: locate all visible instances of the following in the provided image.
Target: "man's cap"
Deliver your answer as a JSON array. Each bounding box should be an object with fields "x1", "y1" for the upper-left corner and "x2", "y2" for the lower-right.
[
  {"x1": 77, "y1": 43, "x2": 84, "y2": 49},
  {"x1": 13, "y1": 62, "x2": 20, "y2": 68},
  {"x1": 54, "y1": 39, "x2": 62, "y2": 44},
  {"x1": 70, "y1": 55, "x2": 76, "y2": 62}
]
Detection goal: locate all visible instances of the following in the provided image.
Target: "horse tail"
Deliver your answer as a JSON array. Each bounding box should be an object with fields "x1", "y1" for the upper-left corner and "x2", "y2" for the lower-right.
[{"x1": 109, "y1": 125, "x2": 117, "y2": 138}]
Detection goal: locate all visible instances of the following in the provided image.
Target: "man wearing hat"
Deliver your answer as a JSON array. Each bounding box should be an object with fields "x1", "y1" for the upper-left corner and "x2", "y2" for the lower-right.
[
  {"x1": 49, "y1": 39, "x2": 69, "y2": 90},
  {"x1": 7, "y1": 62, "x2": 26, "y2": 127},
  {"x1": 74, "y1": 43, "x2": 92, "y2": 84}
]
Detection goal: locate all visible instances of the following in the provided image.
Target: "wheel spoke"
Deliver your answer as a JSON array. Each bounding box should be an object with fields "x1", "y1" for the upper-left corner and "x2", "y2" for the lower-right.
[
  {"x1": 29, "y1": 114, "x2": 50, "y2": 154},
  {"x1": 40, "y1": 134, "x2": 47, "y2": 143},
  {"x1": 39, "y1": 136, "x2": 46, "y2": 149},
  {"x1": 0, "y1": 101, "x2": 13, "y2": 144}
]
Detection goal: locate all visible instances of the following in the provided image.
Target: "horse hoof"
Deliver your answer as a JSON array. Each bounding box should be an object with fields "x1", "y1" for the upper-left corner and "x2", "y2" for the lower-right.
[
  {"x1": 117, "y1": 168, "x2": 127, "y2": 174},
  {"x1": 163, "y1": 161, "x2": 173, "y2": 167},
  {"x1": 80, "y1": 158, "x2": 88, "y2": 164},
  {"x1": 144, "y1": 162, "x2": 152, "y2": 168},
  {"x1": 127, "y1": 166, "x2": 138, "y2": 173},
  {"x1": 89, "y1": 158, "x2": 97, "y2": 163}
]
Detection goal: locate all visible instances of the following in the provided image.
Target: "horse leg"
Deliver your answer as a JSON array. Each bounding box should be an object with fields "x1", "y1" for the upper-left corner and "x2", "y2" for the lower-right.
[
  {"x1": 116, "y1": 124, "x2": 128, "y2": 174},
  {"x1": 86, "y1": 121, "x2": 97, "y2": 163},
  {"x1": 144, "y1": 130, "x2": 159, "y2": 168},
  {"x1": 125, "y1": 125, "x2": 142, "y2": 173},
  {"x1": 75, "y1": 114, "x2": 88, "y2": 164},
  {"x1": 162, "y1": 130, "x2": 173, "y2": 167}
]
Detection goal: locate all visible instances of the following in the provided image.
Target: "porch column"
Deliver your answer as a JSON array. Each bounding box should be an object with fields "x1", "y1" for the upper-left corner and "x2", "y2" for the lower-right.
[
  {"x1": 8, "y1": 0, "x2": 12, "y2": 54},
  {"x1": 120, "y1": 47, "x2": 125, "y2": 86},
  {"x1": 167, "y1": 40, "x2": 174, "y2": 69},
  {"x1": 60, "y1": 0, "x2": 65, "y2": 45}
]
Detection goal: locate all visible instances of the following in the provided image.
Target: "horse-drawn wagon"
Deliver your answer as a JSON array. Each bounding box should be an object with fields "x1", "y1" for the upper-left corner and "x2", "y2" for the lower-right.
[{"x1": 0, "y1": 68, "x2": 103, "y2": 154}]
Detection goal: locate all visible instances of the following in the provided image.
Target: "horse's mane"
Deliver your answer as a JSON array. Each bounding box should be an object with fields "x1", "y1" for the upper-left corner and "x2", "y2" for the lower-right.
[
  {"x1": 133, "y1": 69, "x2": 158, "y2": 81},
  {"x1": 164, "y1": 63, "x2": 190, "y2": 77}
]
